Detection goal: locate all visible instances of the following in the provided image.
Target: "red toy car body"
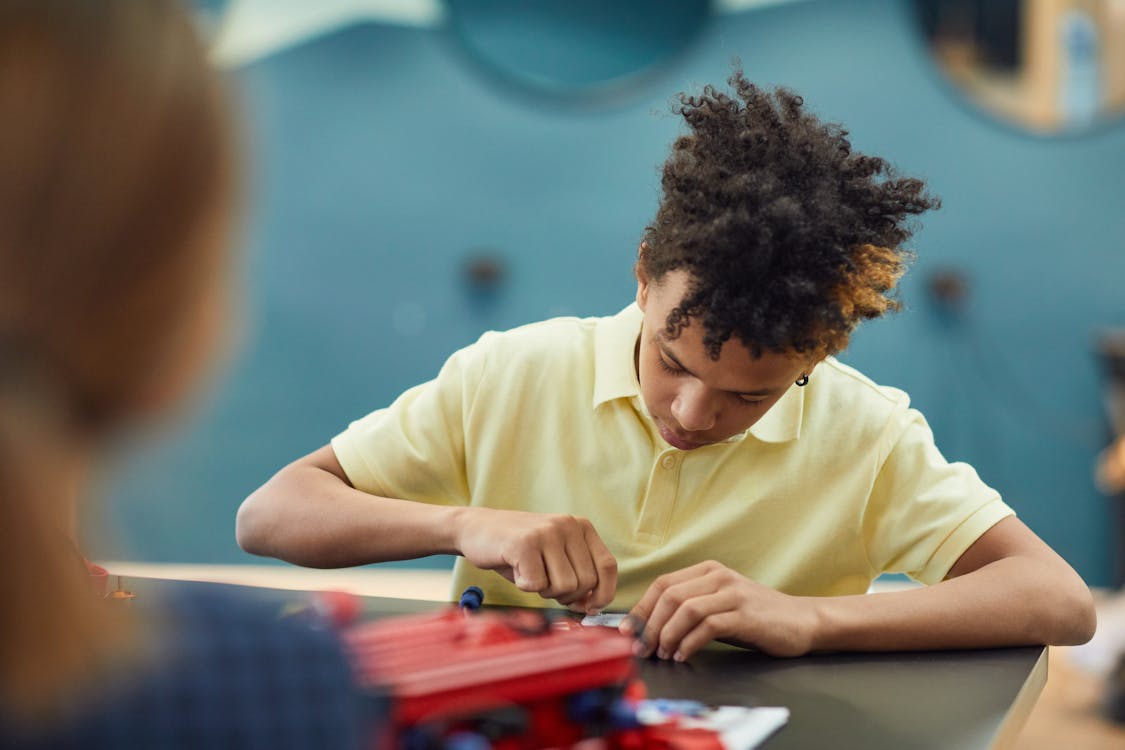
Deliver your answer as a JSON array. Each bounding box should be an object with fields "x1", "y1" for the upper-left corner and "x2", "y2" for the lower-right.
[
  {"x1": 346, "y1": 608, "x2": 640, "y2": 748},
  {"x1": 343, "y1": 603, "x2": 787, "y2": 750}
]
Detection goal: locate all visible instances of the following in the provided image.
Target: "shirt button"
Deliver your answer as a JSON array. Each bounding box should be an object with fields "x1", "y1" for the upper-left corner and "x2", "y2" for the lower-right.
[{"x1": 661, "y1": 454, "x2": 677, "y2": 469}]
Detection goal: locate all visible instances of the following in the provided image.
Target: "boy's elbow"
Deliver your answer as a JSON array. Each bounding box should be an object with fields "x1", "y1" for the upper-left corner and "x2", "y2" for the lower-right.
[
  {"x1": 235, "y1": 493, "x2": 273, "y2": 557},
  {"x1": 1043, "y1": 581, "x2": 1097, "y2": 646},
  {"x1": 1064, "y1": 586, "x2": 1097, "y2": 645}
]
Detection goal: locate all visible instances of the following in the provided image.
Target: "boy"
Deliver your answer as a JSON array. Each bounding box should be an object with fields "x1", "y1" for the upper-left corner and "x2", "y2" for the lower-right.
[{"x1": 237, "y1": 72, "x2": 1095, "y2": 661}]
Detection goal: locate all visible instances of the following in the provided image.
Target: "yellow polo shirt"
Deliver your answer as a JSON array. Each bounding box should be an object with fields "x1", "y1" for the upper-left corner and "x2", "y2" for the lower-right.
[{"x1": 332, "y1": 305, "x2": 1013, "y2": 609}]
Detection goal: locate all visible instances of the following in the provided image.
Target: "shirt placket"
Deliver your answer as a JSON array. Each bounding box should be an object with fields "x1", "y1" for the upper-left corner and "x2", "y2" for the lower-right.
[{"x1": 635, "y1": 449, "x2": 682, "y2": 545}]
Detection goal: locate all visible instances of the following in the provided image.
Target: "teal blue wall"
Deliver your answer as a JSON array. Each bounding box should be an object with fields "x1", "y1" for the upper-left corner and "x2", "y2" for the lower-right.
[{"x1": 102, "y1": 0, "x2": 1125, "y2": 585}]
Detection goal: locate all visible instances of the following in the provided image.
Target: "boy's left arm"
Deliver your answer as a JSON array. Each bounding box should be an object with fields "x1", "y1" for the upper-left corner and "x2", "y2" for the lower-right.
[{"x1": 626, "y1": 516, "x2": 1096, "y2": 661}]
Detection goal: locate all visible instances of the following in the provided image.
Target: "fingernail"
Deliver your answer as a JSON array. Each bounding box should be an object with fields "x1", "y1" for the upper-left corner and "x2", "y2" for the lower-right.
[
  {"x1": 632, "y1": 641, "x2": 645, "y2": 656},
  {"x1": 657, "y1": 648, "x2": 669, "y2": 660},
  {"x1": 673, "y1": 651, "x2": 685, "y2": 662}
]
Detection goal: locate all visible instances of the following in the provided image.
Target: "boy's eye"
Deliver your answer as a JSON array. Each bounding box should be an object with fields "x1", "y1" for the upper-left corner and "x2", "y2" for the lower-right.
[{"x1": 657, "y1": 354, "x2": 766, "y2": 405}]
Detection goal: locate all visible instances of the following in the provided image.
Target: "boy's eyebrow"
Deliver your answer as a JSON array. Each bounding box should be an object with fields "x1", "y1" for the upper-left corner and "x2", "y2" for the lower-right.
[{"x1": 657, "y1": 340, "x2": 784, "y2": 398}]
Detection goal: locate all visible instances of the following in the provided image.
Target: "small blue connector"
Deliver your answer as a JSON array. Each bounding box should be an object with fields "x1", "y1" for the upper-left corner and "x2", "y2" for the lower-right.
[{"x1": 458, "y1": 585, "x2": 484, "y2": 611}]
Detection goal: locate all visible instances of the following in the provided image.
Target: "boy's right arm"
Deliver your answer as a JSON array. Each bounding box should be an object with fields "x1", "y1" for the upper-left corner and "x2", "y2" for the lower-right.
[{"x1": 235, "y1": 444, "x2": 618, "y2": 611}]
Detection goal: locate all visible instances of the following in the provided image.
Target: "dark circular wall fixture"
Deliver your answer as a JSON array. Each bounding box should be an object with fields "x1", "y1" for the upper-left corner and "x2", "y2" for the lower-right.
[{"x1": 444, "y1": 0, "x2": 713, "y2": 107}]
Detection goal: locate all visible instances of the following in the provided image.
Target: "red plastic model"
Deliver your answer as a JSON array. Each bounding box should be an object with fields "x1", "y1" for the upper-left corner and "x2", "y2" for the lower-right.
[
  {"x1": 346, "y1": 607, "x2": 641, "y2": 749},
  {"x1": 341, "y1": 593, "x2": 787, "y2": 750}
]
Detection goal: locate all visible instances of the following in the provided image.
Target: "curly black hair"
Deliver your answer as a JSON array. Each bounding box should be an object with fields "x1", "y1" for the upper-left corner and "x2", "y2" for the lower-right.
[{"x1": 641, "y1": 68, "x2": 940, "y2": 360}]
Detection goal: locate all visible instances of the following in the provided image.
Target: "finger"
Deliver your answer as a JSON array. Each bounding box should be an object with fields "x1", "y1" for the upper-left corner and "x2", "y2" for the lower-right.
[
  {"x1": 583, "y1": 526, "x2": 618, "y2": 613},
  {"x1": 627, "y1": 561, "x2": 712, "y2": 627},
  {"x1": 627, "y1": 582, "x2": 662, "y2": 635},
  {"x1": 551, "y1": 535, "x2": 598, "y2": 607},
  {"x1": 656, "y1": 590, "x2": 736, "y2": 661},
  {"x1": 670, "y1": 605, "x2": 741, "y2": 662},
  {"x1": 511, "y1": 545, "x2": 549, "y2": 593},
  {"x1": 564, "y1": 538, "x2": 599, "y2": 601},
  {"x1": 538, "y1": 536, "x2": 578, "y2": 601},
  {"x1": 642, "y1": 576, "x2": 721, "y2": 659}
]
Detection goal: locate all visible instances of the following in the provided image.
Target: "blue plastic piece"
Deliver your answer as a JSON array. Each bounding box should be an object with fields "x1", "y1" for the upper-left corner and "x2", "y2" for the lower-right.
[
  {"x1": 645, "y1": 698, "x2": 707, "y2": 716},
  {"x1": 459, "y1": 585, "x2": 484, "y2": 611},
  {"x1": 567, "y1": 689, "x2": 608, "y2": 723},
  {"x1": 608, "y1": 698, "x2": 640, "y2": 729}
]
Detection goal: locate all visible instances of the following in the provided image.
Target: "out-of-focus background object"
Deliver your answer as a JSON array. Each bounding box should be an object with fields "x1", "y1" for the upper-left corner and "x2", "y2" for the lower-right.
[
  {"x1": 1096, "y1": 331, "x2": 1125, "y2": 585},
  {"x1": 442, "y1": 0, "x2": 712, "y2": 106},
  {"x1": 914, "y1": 0, "x2": 1125, "y2": 135}
]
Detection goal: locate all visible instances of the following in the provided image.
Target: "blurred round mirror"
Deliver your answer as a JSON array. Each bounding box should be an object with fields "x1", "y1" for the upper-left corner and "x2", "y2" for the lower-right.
[
  {"x1": 913, "y1": 0, "x2": 1125, "y2": 135},
  {"x1": 445, "y1": 0, "x2": 712, "y2": 106},
  {"x1": 189, "y1": 0, "x2": 231, "y2": 43}
]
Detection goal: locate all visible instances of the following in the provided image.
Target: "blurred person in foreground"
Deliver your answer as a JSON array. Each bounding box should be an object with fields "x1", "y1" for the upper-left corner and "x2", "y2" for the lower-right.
[{"x1": 0, "y1": 1, "x2": 370, "y2": 745}]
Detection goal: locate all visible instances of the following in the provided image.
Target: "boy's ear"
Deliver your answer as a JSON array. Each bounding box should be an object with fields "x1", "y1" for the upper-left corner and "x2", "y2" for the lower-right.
[{"x1": 634, "y1": 252, "x2": 650, "y2": 311}]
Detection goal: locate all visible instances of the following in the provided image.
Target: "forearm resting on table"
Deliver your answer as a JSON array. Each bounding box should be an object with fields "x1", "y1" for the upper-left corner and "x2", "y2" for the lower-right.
[
  {"x1": 236, "y1": 456, "x2": 460, "y2": 568},
  {"x1": 810, "y1": 556, "x2": 1097, "y2": 652}
]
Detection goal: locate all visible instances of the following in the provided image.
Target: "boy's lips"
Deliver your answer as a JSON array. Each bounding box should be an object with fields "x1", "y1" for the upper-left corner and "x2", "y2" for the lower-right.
[{"x1": 657, "y1": 420, "x2": 708, "y2": 450}]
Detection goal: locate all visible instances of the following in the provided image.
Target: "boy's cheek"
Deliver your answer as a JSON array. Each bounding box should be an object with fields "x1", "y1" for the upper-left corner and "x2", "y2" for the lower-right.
[{"x1": 640, "y1": 382, "x2": 673, "y2": 419}]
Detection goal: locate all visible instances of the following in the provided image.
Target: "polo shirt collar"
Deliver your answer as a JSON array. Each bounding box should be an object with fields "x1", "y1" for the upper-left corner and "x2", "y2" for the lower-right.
[
  {"x1": 593, "y1": 304, "x2": 644, "y2": 408},
  {"x1": 747, "y1": 380, "x2": 804, "y2": 443},
  {"x1": 591, "y1": 303, "x2": 804, "y2": 444}
]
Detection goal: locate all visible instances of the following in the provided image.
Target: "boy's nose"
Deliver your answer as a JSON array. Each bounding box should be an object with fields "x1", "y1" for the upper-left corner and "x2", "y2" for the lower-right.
[{"x1": 671, "y1": 383, "x2": 717, "y2": 433}]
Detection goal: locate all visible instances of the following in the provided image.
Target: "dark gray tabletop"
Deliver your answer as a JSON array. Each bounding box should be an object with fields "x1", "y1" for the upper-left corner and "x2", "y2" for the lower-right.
[
  {"x1": 637, "y1": 645, "x2": 1046, "y2": 750},
  {"x1": 352, "y1": 594, "x2": 1047, "y2": 750}
]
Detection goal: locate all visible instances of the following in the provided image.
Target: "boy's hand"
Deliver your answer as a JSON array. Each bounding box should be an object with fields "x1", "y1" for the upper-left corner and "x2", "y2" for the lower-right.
[
  {"x1": 455, "y1": 508, "x2": 618, "y2": 612},
  {"x1": 624, "y1": 560, "x2": 819, "y2": 661}
]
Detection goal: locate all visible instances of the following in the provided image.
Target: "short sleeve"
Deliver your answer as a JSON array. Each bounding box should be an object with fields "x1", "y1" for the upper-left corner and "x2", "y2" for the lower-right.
[
  {"x1": 862, "y1": 406, "x2": 1015, "y2": 584},
  {"x1": 330, "y1": 337, "x2": 488, "y2": 508}
]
